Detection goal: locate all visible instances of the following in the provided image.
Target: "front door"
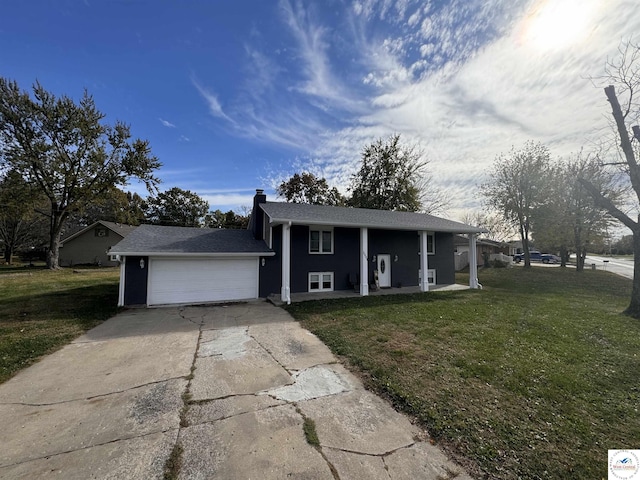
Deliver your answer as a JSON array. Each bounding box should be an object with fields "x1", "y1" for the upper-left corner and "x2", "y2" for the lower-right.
[{"x1": 377, "y1": 254, "x2": 391, "y2": 288}]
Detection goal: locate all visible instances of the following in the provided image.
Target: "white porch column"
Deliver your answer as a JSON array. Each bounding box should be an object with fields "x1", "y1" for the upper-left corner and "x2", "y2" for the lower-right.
[
  {"x1": 360, "y1": 227, "x2": 369, "y2": 296},
  {"x1": 117, "y1": 256, "x2": 125, "y2": 307},
  {"x1": 469, "y1": 233, "x2": 479, "y2": 289},
  {"x1": 419, "y1": 231, "x2": 430, "y2": 292},
  {"x1": 281, "y1": 222, "x2": 291, "y2": 304}
]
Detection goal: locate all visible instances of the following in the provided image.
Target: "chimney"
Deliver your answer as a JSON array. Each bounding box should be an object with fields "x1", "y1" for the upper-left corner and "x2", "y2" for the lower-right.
[{"x1": 251, "y1": 188, "x2": 267, "y2": 240}]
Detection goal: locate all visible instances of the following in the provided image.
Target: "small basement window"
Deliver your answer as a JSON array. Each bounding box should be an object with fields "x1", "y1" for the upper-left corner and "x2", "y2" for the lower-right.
[{"x1": 309, "y1": 272, "x2": 334, "y2": 292}]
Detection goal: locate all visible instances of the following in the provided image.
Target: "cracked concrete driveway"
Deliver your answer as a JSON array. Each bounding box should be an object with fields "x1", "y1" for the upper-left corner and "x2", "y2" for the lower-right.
[{"x1": 0, "y1": 301, "x2": 471, "y2": 480}]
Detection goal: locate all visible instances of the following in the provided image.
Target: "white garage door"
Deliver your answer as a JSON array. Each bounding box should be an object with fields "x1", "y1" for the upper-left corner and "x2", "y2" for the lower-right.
[{"x1": 147, "y1": 257, "x2": 259, "y2": 306}]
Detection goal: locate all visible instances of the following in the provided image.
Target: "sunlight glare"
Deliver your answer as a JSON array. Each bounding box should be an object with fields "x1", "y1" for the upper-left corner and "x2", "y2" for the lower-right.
[{"x1": 522, "y1": 0, "x2": 594, "y2": 51}]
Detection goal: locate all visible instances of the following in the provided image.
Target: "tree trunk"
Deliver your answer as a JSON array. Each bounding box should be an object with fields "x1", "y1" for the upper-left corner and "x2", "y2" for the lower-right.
[
  {"x1": 46, "y1": 211, "x2": 66, "y2": 269},
  {"x1": 625, "y1": 227, "x2": 640, "y2": 318},
  {"x1": 559, "y1": 245, "x2": 568, "y2": 267},
  {"x1": 4, "y1": 246, "x2": 12, "y2": 264}
]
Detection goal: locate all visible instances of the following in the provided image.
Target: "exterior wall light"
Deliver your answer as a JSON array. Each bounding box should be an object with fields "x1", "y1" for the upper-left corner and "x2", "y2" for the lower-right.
[
  {"x1": 394, "y1": 255, "x2": 398, "y2": 262},
  {"x1": 372, "y1": 255, "x2": 377, "y2": 263},
  {"x1": 139, "y1": 258, "x2": 145, "y2": 269},
  {"x1": 261, "y1": 258, "x2": 265, "y2": 267}
]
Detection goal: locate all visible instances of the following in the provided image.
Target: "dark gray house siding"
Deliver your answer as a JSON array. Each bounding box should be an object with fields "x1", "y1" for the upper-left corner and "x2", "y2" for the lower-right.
[
  {"x1": 259, "y1": 224, "x2": 283, "y2": 298},
  {"x1": 124, "y1": 256, "x2": 148, "y2": 305},
  {"x1": 257, "y1": 220, "x2": 456, "y2": 295}
]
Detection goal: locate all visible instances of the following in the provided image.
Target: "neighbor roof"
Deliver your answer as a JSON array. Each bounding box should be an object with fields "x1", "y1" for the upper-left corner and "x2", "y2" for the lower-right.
[
  {"x1": 61, "y1": 220, "x2": 138, "y2": 244},
  {"x1": 260, "y1": 202, "x2": 485, "y2": 234},
  {"x1": 109, "y1": 224, "x2": 274, "y2": 256}
]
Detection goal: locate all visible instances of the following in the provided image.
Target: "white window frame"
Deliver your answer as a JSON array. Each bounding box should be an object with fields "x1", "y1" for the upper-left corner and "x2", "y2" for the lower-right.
[
  {"x1": 419, "y1": 269, "x2": 437, "y2": 286},
  {"x1": 309, "y1": 227, "x2": 334, "y2": 254},
  {"x1": 427, "y1": 233, "x2": 435, "y2": 254},
  {"x1": 427, "y1": 268, "x2": 436, "y2": 285},
  {"x1": 308, "y1": 272, "x2": 334, "y2": 292}
]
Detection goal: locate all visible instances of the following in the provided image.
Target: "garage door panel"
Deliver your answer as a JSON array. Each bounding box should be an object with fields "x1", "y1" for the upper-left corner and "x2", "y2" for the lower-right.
[{"x1": 148, "y1": 257, "x2": 258, "y2": 306}]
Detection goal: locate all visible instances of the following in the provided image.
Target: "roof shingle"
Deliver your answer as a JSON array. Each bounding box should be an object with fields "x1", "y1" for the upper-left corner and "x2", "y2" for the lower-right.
[
  {"x1": 109, "y1": 224, "x2": 273, "y2": 255},
  {"x1": 260, "y1": 202, "x2": 485, "y2": 234}
]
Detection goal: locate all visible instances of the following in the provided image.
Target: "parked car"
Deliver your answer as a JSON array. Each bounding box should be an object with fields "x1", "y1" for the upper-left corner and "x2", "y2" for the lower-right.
[{"x1": 513, "y1": 251, "x2": 560, "y2": 264}]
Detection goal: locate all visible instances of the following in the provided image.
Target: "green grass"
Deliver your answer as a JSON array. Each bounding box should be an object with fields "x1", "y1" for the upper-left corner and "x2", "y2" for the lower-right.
[
  {"x1": 286, "y1": 268, "x2": 640, "y2": 480},
  {"x1": 0, "y1": 267, "x2": 120, "y2": 384}
]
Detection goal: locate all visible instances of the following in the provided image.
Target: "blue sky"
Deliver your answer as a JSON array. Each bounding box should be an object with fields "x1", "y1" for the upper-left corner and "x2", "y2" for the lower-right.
[{"x1": 2, "y1": 0, "x2": 638, "y2": 219}]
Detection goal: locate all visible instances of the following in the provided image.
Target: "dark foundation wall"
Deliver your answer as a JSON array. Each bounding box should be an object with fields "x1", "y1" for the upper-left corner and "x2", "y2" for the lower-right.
[{"x1": 124, "y1": 256, "x2": 149, "y2": 306}]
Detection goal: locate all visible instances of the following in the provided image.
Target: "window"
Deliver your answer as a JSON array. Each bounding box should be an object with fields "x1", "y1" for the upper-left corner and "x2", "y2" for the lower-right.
[
  {"x1": 309, "y1": 272, "x2": 334, "y2": 292},
  {"x1": 419, "y1": 269, "x2": 436, "y2": 286},
  {"x1": 427, "y1": 233, "x2": 435, "y2": 254},
  {"x1": 309, "y1": 228, "x2": 333, "y2": 254}
]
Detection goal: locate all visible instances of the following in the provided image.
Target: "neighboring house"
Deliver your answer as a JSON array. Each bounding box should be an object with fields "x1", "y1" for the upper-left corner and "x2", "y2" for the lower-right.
[
  {"x1": 454, "y1": 236, "x2": 510, "y2": 270},
  {"x1": 60, "y1": 221, "x2": 138, "y2": 267},
  {"x1": 110, "y1": 190, "x2": 485, "y2": 307}
]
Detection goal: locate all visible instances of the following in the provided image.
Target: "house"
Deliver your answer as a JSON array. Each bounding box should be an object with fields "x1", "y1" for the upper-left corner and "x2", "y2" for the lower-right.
[
  {"x1": 110, "y1": 190, "x2": 485, "y2": 307},
  {"x1": 453, "y1": 236, "x2": 510, "y2": 270},
  {"x1": 59, "y1": 221, "x2": 138, "y2": 267}
]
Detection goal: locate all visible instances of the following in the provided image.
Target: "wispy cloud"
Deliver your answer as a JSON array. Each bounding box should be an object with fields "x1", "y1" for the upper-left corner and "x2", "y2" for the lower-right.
[
  {"x1": 159, "y1": 118, "x2": 176, "y2": 128},
  {"x1": 191, "y1": 75, "x2": 233, "y2": 122}
]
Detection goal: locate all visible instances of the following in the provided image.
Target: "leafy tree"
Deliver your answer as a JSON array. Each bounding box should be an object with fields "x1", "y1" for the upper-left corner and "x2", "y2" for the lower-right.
[
  {"x1": 276, "y1": 172, "x2": 345, "y2": 206},
  {"x1": 459, "y1": 210, "x2": 517, "y2": 242},
  {"x1": 205, "y1": 209, "x2": 250, "y2": 229},
  {"x1": 145, "y1": 187, "x2": 209, "y2": 227},
  {"x1": 348, "y1": 134, "x2": 446, "y2": 213},
  {"x1": 611, "y1": 235, "x2": 634, "y2": 255},
  {"x1": 0, "y1": 170, "x2": 48, "y2": 263},
  {"x1": 578, "y1": 41, "x2": 640, "y2": 316},
  {"x1": 483, "y1": 141, "x2": 552, "y2": 268},
  {"x1": 65, "y1": 188, "x2": 146, "y2": 233},
  {"x1": 0, "y1": 78, "x2": 161, "y2": 268}
]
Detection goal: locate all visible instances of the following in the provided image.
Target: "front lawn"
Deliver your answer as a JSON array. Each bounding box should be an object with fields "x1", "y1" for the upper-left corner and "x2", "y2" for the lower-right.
[
  {"x1": 0, "y1": 267, "x2": 120, "y2": 384},
  {"x1": 286, "y1": 268, "x2": 640, "y2": 480}
]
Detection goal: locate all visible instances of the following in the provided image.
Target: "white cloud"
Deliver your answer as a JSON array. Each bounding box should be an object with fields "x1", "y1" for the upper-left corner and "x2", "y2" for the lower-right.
[
  {"x1": 159, "y1": 118, "x2": 176, "y2": 128},
  {"x1": 191, "y1": 75, "x2": 233, "y2": 122}
]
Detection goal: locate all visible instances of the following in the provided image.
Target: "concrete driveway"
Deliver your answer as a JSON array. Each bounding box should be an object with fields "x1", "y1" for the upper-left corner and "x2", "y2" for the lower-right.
[{"x1": 0, "y1": 301, "x2": 471, "y2": 479}]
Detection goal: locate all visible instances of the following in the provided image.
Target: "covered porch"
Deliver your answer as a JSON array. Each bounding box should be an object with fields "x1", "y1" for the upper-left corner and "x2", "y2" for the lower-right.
[{"x1": 270, "y1": 283, "x2": 470, "y2": 306}]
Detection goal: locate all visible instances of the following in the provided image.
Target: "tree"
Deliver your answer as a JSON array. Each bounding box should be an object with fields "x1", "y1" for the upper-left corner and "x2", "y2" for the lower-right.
[
  {"x1": 145, "y1": 187, "x2": 209, "y2": 227},
  {"x1": 0, "y1": 169, "x2": 48, "y2": 263},
  {"x1": 65, "y1": 187, "x2": 146, "y2": 233},
  {"x1": 348, "y1": 134, "x2": 446, "y2": 213},
  {"x1": 459, "y1": 210, "x2": 518, "y2": 242},
  {"x1": 483, "y1": 141, "x2": 552, "y2": 268},
  {"x1": 276, "y1": 172, "x2": 345, "y2": 206},
  {"x1": 578, "y1": 41, "x2": 640, "y2": 317},
  {"x1": 0, "y1": 78, "x2": 161, "y2": 268},
  {"x1": 205, "y1": 209, "x2": 250, "y2": 229},
  {"x1": 532, "y1": 156, "x2": 615, "y2": 269}
]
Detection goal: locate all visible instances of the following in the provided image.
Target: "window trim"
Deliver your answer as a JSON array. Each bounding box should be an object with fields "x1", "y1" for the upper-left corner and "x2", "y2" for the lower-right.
[
  {"x1": 309, "y1": 227, "x2": 334, "y2": 254},
  {"x1": 427, "y1": 233, "x2": 435, "y2": 255},
  {"x1": 308, "y1": 271, "x2": 334, "y2": 292}
]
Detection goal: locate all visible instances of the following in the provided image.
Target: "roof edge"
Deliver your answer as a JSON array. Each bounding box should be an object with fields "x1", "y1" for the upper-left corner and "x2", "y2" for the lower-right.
[{"x1": 109, "y1": 251, "x2": 275, "y2": 257}]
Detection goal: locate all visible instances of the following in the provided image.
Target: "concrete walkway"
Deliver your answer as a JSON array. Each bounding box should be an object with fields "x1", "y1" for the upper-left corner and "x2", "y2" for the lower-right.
[{"x1": 0, "y1": 301, "x2": 471, "y2": 479}]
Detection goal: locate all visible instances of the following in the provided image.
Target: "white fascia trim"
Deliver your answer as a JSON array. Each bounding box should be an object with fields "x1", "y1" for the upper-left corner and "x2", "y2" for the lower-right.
[
  {"x1": 267, "y1": 219, "x2": 485, "y2": 234},
  {"x1": 108, "y1": 251, "x2": 275, "y2": 257}
]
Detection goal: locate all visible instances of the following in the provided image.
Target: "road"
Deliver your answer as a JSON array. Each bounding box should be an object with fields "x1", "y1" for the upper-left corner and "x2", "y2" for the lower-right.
[{"x1": 584, "y1": 255, "x2": 634, "y2": 280}]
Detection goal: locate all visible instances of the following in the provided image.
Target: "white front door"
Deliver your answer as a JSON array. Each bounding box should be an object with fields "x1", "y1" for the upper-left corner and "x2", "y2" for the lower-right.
[{"x1": 377, "y1": 254, "x2": 391, "y2": 288}]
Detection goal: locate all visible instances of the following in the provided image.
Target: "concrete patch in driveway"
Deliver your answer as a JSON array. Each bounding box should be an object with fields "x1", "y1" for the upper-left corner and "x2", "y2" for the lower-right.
[
  {"x1": 260, "y1": 364, "x2": 352, "y2": 402},
  {"x1": 189, "y1": 335, "x2": 292, "y2": 401},
  {"x1": 179, "y1": 404, "x2": 333, "y2": 480},
  {"x1": 249, "y1": 321, "x2": 336, "y2": 371}
]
